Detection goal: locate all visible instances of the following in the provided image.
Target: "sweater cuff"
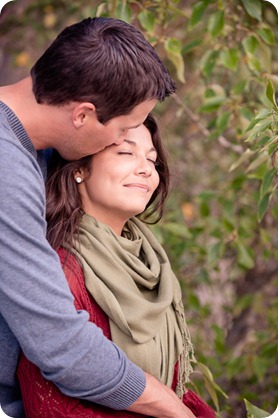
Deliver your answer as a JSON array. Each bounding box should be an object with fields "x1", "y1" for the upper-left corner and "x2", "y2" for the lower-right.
[{"x1": 95, "y1": 362, "x2": 146, "y2": 410}]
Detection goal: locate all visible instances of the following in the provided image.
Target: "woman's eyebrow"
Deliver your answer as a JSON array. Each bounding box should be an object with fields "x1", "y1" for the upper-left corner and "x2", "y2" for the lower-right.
[
  {"x1": 123, "y1": 139, "x2": 157, "y2": 154},
  {"x1": 122, "y1": 139, "x2": 136, "y2": 146}
]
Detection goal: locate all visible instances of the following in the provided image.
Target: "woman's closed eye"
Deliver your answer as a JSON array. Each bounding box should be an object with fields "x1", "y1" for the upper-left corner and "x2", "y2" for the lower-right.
[
  {"x1": 117, "y1": 151, "x2": 158, "y2": 167},
  {"x1": 147, "y1": 158, "x2": 158, "y2": 166},
  {"x1": 118, "y1": 151, "x2": 133, "y2": 156}
]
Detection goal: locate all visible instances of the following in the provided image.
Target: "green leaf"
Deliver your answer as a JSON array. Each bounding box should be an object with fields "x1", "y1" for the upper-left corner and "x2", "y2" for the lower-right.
[
  {"x1": 245, "y1": 117, "x2": 266, "y2": 133},
  {"x1": 261, "y1": 342, "x2": 278, "y2": 357},
  {"x1": 267, "y1": 140, "x2": 278, "y2": 156},
  {"x1": 205, "y1": 88, "x2": 216, "y2": 98},
  {"x1": 268, "y1": 140, "x2": 278, "y2": 156},
  {"x1": 216, "y1": 111, "x2": 231, "y2": 131},
  {"x1": 246, "y1": 120, "x2": 273, "y2": 141},
  {"x1": 244, "y1": 109, "x2": 272, "y2": 132},
  {"x1": 266, "y1": 78, "x2": 278, "y2": 108},
  {"x1": 258, "y1": 134, "x2": 277, "y2": 152},
  {"x1": 208, "y1": 10, "x2": 224, "y2": 37},
  {"x1": 220, "y1": 48, "x2": 239, "y2": 71},
  {"x1": 196, "y1": 268, "x2": 210, "y2": 284},
  {"x1": 226, "y1": 357, "x2": 245, "y2": 379},
  {"x1": 255, "y1": 109, "x2": 273, "y2": 119},
  {"x1": 257, "y1": 42, "x2": 272, "y2": 73},
  {"x1": 95, "y1": 3, "x2": 107, "y2": 17},
  {"x1": 231, "y1": 174, "x2": 246, "y2": 190},
  {"x1": 229, "y1": 149, "x2": 254, "y2": 172},
  {"x1": 199, "y1": 96, "x2": 227, "y2": 112},
  {"x1": 138, "y1": 9, "x2": 155, "y2": 32},
  {"x1": 167, "y1": 3, "x2": 187, "y2": 14},
  {"x1": 260, "y1": 168, "x2": 276, "y2": 196},
  {"x1": 200, "y1": 50, "x2": 219, "y2": 78},
  {"x1": 258, "y1": 192, "x2": 272, "y2": 222},
  {"x1": 241, "y1": 0, "x2": 262, "y2": 21},
  {"x1": 189, "y1": 0, "x2": 210, "y2": 28},
  {"x1": 234, "y1": 294, "x2": 253, "y2": 313},
  {"x1": 198, "y1": 190, "x2": 216, "y2": 200},
  {"x1": 251, "y1": 356, "x2": 269, "y2": 381},
  {"x1": 236, "y1": 241, "x2": 254, "y2": 269},
  {"x1": 246, "y1": 152, "x2": 268, "y2": 172},
  {"x1": 165, "y1": 37, "x2": 183, "y2": 55},
  {"x1": 242, "y1": 35, "x2": 259, "y2": 54},
  {"x1": 246, "y1": 53, "x2": 261, "y2": 73},
  {"x1": 116, "y1": 3, "x2": 132, "y2": 22},
  {"x1": 160, "y1": 221, "x2": 192, "y2": 239},
  {"x1": 244, "y1": 398, "x2": 270, "y2": 418},
  {"x1": 164, "y1": 38, "x2": 185, "y2": 83},
  {"x1": 240, "y1": 107, "x2": 255, "y2": 121},
  {"x1": 212, "y1": 325, "x2": 226, "y2": 354},
  {"x1": 208, "y1": 241, "x2": 223, "y2": 265},
  {"x1": 233, "y1": 80, "x2": 247, "y2": 95},
  {"x1": 187, "y1": 292, "x2": 200, "y2": 309},
  {"x1": 198, "y1": 350, "x2": 219, "y2": 371},
  {"x1": 197, "y1": 362, "x2": 228, "y2": 412},
  {"x1": 150, "y1": 224, "x2": 164, "y2": 244},
  {"x1": 182, "y1": 39, "x2": 203, "y2": 55},
  {"x1": 257, "y1": 27, "x2": 275, "y2": 45},
  {"x1": 199, "y1": 199, "x2": 210, "y2": 217}
]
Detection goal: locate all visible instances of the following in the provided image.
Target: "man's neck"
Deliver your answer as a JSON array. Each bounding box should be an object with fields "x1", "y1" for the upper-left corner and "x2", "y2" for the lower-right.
[{"x1": 0, "y1": 77, "x2": 59, "y2": 151}]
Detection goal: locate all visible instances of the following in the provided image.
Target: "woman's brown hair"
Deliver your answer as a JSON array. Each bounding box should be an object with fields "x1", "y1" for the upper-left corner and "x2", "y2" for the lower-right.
[{"x1": 46, "y1": 113, "x2": 170, "y2": 250}]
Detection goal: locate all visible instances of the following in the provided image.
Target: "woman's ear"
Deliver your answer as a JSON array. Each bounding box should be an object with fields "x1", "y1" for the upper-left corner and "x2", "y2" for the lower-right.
[
  {"x1": 73, "y1": 168, "x2": 87, "y2": 184},
  {"x1": 72, "y1": 102, "x2": 97, "y2": 129}
]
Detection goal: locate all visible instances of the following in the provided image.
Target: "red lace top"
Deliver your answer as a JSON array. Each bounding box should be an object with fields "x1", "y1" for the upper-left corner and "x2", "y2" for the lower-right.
[{"x1": 17, "y1": 248, "x2": 215, "y2": 418}]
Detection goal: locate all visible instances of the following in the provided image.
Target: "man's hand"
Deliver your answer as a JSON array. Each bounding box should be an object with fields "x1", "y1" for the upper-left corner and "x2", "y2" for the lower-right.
[{"x1": 127, "y1": 372, "x2": 196, "y2": 418}]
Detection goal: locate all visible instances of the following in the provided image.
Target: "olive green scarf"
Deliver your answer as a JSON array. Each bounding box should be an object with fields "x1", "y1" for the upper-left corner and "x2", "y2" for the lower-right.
[{"x1": 70, "y1": 214, "x2": 195, "y2": 397}]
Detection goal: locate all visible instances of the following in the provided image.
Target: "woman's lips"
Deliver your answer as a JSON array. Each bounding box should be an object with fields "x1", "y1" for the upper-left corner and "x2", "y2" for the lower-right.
[{"x1": 124, "y1": 183, "x2": 150, "y2": 191}]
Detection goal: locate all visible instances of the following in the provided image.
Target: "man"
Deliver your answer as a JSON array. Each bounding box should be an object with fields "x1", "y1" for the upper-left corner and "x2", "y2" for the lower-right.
[{"x1": 0, "y1": 17, "x2": 195, "y2": 418}]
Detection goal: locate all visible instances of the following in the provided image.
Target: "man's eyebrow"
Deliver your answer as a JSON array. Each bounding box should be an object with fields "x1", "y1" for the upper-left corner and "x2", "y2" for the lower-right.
[{"x1": 123, "y1": 139, "x2": 157, "y2": 153}]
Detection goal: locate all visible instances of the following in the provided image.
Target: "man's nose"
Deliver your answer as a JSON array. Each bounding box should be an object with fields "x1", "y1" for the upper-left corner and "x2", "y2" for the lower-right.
[{"x1": 114, "y1": 129, "x2": 128, "y2": 145}]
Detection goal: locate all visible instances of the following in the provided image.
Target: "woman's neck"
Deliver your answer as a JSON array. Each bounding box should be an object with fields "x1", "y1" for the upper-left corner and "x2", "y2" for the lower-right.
[{"x1": 84, "y1": 210, "x2": 128, "y2": 236}]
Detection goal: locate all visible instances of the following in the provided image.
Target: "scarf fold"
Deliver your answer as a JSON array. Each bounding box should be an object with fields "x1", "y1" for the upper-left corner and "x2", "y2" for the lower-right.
[{"x1": 69, "y1": 214, "x2": 195, "y2": 396}]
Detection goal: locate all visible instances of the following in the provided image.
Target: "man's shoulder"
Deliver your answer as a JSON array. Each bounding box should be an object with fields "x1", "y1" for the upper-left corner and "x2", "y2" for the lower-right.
[
  {"x1": 0, "y1": 107, "x2": 18, "y2": 143},
  {"x1": 0, "y1": 133, "x2": 37, "y2": 177},
  {"x1": 0, "y1": 107, "x2": 27, "y2": 159},
  {"x1": 0, "y1": 105, "x2": 49, "y2": 179}
]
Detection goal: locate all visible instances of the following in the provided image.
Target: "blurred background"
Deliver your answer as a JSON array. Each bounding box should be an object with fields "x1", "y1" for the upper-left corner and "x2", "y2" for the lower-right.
[{"x1": 1, "y1": 1, "x2": 277, "y2": 416}]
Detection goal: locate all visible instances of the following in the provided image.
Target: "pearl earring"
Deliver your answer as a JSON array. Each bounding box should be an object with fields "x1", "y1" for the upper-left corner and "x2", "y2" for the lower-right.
[{"x1": 75, "y1": 176, "x2": 83, "y2": 184}]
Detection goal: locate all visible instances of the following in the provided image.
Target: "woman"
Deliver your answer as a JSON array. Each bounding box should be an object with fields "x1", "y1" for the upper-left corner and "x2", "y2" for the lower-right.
[{"x1": 17, "y1": 114, "x2": 215, "y2": 418}]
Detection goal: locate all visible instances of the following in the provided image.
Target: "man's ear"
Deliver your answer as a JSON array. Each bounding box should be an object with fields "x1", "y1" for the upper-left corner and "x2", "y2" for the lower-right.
[{"x1": 72, "y1": 102, "x2": 97, "y2": 129}]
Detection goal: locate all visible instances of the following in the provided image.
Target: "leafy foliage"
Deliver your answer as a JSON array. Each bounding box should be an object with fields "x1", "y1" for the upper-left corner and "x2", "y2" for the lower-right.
[
  {"x1": 244, "y1": 398, "x2": 271, "y2": 418},
  {"x1": 0, "y1": 0, "x2": 277, "y2": 416}
]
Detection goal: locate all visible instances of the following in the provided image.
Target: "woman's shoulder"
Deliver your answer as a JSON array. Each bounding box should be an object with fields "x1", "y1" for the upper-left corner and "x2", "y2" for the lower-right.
[{"x1": 57, "y1": 248, "x2": 83, "y2": 285}]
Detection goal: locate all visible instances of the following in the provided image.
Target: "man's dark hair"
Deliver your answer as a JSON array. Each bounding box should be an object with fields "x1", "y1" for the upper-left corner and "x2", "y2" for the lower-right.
[{"x1": 31, "y1": 17, "x2": 176, "y2": 123}]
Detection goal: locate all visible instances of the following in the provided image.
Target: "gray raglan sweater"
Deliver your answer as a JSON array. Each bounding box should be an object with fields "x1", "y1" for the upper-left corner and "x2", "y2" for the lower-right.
[{"x1": 0, "y1": 102, "x2": 145, "y2": 417}]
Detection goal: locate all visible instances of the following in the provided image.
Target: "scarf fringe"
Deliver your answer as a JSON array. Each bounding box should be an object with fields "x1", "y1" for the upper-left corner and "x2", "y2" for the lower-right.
[{"x1": 175, "y1": 300, "x2": 197, "y2": 399}]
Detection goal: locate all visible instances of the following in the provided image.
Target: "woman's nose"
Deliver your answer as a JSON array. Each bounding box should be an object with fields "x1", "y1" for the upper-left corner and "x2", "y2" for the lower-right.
[{"x1": 135, "y1": 159, "x2": 152, "y2": 176}]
